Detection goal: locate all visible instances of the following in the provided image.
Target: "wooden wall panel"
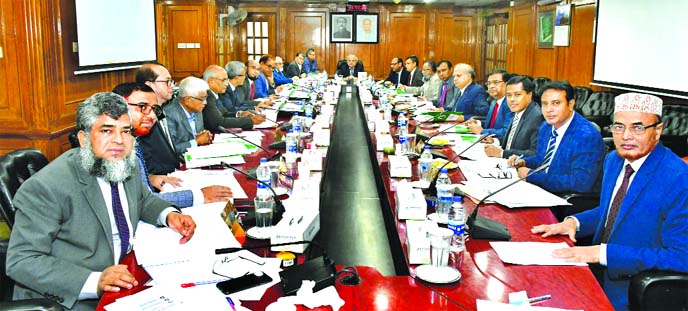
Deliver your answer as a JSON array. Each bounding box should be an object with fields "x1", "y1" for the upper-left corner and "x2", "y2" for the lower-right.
[
  {"x1": 507, "y1": 4, "x2": 535, "y2": 75},
  {"x1": 0, "y1": 1, "x2": 25, "y2": 129},
  {"x1": 384, "y1": 12, "x2": 427, "y2": 77},
  {"x1": 436, "y1": 15, "x2": 474, "y2": 68},
  {"x1": 558, "y1": 2, "x2": 596, "y2": 86},
  {"x1": 285, "y1": 10, "x2": 328, "y2": 70}
]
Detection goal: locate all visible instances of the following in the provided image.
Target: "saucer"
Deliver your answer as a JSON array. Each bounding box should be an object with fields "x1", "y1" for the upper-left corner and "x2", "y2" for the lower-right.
[
  {"x1": 274, "y1": 186, "x2": 289, "y2": 196},
  {"x1": 246, "y1": 227, "x2": 272, "y2": 240},
  {"x1": 415, "y1": 265, "x2": 461, "y2": 284},
  {"x1": 427, "y1": 213, "x2": 448, "y2": 225}
]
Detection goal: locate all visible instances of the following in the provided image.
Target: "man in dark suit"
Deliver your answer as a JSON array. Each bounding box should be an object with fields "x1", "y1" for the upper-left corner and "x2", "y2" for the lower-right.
[
  {"x1": 163, "y1": 77, "x2": 213, "y2": 156},
  {"x1": 285, "y1": 52, "x2": 306, "y2": 79},
  {"x1": 446, "y1": 63, "x2": 489, "y2": 121},
  {"x1": 201, "y1": 64, "x2": 256, "y2": 131},
  {"x1": 466, "y1": 69, "x2": 514, "y2": 140},
  {"x1": 136, "y1": 63, "x2": 181, "y2": 175},
  {"x1": 484, "y1": 75, "x2": 543, "y2": 159},
  {"x1": 384, "y1": 56, "x2": 410, "y2": 86},
  {"x1": 431, "y1": 60, "x2": 455, "y2": 110},
  {"x1": 6, "y1": 92, "x2": 195, "y2": 310},
  {"x1": 336, "y1": 54, "x2": 365, "y2": 79},
  {"x1": 404, "y1": 55, "x2": 424, "y2": 87}
]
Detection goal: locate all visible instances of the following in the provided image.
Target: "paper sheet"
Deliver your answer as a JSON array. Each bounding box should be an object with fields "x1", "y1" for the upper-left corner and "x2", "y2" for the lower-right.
[
  {"x1": 489, "y1": 242, "x2": 587, "y2": 266},
  {"x1": 457, "y1": 178, "x2": 570, "y2": 208},
  {"x1": 253, "y1": 110, "x2": 279, "y2": 129},
  {"x1": 162, "y1": 169, "x2": 247, "y2": 199},
  {"x1": 477, "y1": 299, "x2": 582, "y2": 311}
]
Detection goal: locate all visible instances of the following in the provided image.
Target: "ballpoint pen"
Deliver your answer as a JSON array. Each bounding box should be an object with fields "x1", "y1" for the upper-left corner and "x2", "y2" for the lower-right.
[
  {"x1": 226, "y1": 297, "x2": 238, "y2": 311},
  {"x1": 509, "y1": 294, "x2": 552, "y2": 305},
  {"x1": 180, "y1": 279, "x2": 227, "y2": 288},
  {"x1": 509, "y1": 154, "x2": 524, "y2": 168}
]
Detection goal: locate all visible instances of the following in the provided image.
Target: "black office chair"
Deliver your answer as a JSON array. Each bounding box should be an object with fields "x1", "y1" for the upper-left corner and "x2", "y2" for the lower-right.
[
  {"x1": 581, "y1": 91, "x2": 615, "y2": 136},
  {"x1": 335, "y1": 59, "x2": 364, "y2": 77},
  {"x1": 629, "y1": 270, "x2": 688, "y2": 311},
  {"x1": 660, "y1": 104, "x2": 688, "y2": 157},
  {"x1": 532, "y1": 77, "x2": 551, "y2": 104},
  {"x1": 0, "y1": 149, "x2": 60, "y2": 310},
  {"x1": 573, "y1": 86, "x2": 593, "y2": 113}
]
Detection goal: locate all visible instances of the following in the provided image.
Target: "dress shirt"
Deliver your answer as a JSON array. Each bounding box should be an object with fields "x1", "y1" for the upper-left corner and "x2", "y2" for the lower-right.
[
  {"x1": 182, "y1": 107, "x2": 198, "y2": 148},
  {"x1": 505, "y1": 109, "x2": 525, "y2": 150},
  {"x1": 547, "y1": 112, "x2": 576, "y2": 163}
]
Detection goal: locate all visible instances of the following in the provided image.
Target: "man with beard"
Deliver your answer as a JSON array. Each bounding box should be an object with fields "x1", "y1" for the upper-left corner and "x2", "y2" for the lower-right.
[
  {"x1": 113, "y1": 82, "x2": 233, "y2": 208},
  {"x1": 6, "y1": 92, "x2": 196, "y2": 310},
  {"x1": 273, "y1": 56, "x2": 296, "y2": 86},
  {"x1": 236, "y1": 59, "x2": 276, "y2": 109},
  {"x1": 398, "y1": 60, "x2": 441, "y2": 101}
]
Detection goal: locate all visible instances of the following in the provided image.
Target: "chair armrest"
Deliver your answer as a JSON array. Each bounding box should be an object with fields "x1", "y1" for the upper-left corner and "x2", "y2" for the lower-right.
[
  {"x1": 0, "y1": 299, "x2": 63, "y2": 311},
  {"x1": 629, "y1": 270, "x2": 688, "y2": 311},
  {"x1": 550, "y1": 192, "x2": 600, "y2": 222}
]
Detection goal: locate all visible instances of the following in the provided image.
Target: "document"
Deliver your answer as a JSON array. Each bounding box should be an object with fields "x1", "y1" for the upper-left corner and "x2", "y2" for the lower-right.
[
  {"x1": 457, "y1": 178, "x2": 570, "y2": 208},
  {"x1": 477, "y1": 299, "x2": 582, "y2": 311},
  {"x1": 489, "y1": 242, "x2": 587, "y2": 266},
  {"x1": 458, "y1": 158, "x2": 517, "y2": 182},
  {"x1": 162, "y1": 168, "x2": 248, "y2": 199},
  {"x1": 252, "y1": 109, "x2": 279, "y2": 129}
]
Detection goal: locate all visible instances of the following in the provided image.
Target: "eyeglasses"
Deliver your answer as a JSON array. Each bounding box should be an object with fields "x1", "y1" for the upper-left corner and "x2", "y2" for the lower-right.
[
  {"x1": 127, "y1": 102, "x2": 154, "y2": 114},
  {"x1": 152, "y1": 79, "x2": 175, "y2": 87},
  {"x1": 189, "y1": 96, "x2": 208, "y2": 102},
  {"x1": 610, "y1": 121, "x2": 661, "y2": 135},
  {"x1": 212, "y1": 77, "x2": 230, "y2": 83},
  {"x1": 390, "y1": 63, "x2": 399, "y2": 66},
  {"x1": 486, "y1": 80, "x2": 504, "y2": 87}
]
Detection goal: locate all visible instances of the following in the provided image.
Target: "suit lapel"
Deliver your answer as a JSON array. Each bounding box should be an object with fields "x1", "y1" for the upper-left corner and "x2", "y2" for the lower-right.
[
  {"x1": 123, "y1": 176, "x2": 140, "y2": 233},
  {"x1": 74, "y1": 156, "x2": 115, "y2": 257},
  {"x1": 174, "y1": 102, "x2": 194, "y2": 137}
]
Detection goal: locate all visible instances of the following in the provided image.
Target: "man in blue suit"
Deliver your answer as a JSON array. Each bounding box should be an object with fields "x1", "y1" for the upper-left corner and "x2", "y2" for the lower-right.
[
  {"x1": 466, "y1": 69, "x2": 514, "y2": 140},
  {"x1": 273, "y1": 56, "x2": 295, "y2": 86},
  {"x1": 509, "y1": 81, "x2": 604, "y2": 193},
  {"x1": 531, "y1": 93, "x2": 688, "y2": 310},
  {"x1": 446, "y1": 63, "x2": 489, "y2": 122},
  {"x1": 113, "y1": 82, "x2": 233, "y2": 208}
]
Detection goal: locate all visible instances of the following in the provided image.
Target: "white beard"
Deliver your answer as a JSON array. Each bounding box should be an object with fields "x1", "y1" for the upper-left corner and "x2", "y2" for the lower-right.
[{"x1": 79, "y1": 136, "x2": 137, "y2": 183}]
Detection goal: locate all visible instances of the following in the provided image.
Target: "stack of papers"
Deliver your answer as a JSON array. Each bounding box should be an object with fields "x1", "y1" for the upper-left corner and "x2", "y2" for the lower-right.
[
  {"x1": 161, "y1": 168, "x2": 248, "y2": 199},
  {"x1": 183, "y1": 142, "x2": 248, "y2": 168},
  {"x1": 457, "y1": 178, "x2": 570, "y2": 208},
  {"x1": 253, "y1": 110, "x2": 279, "y2": 129},
  {"x1": 489, "y1": 242, "x2": 587, "y2": 266}
]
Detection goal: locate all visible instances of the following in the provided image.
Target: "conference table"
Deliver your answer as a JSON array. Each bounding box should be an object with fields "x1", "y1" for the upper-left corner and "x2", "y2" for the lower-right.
[{"x1": 98, "y1": 82, "x2": 612, "y2": 310}]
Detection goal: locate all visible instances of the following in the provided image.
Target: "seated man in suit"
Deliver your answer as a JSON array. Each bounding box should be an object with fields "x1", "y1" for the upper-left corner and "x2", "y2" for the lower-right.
[
  {"x1": 531, "y1": 93, "x2": 688, "y2": 310},
  {"x1": 230, "y1": 61, "x2": 274, "y2": 113},
  {"x1": 336, "y1": 54, "x2": 365, "y2": 79},
  {"x1": 403, "y1": 55, "x2": 424, "y2": 87},
  {"x1": 484, "y1": 75, "x2": 542, "y2": 158},
  {"x1": 399, "y1": 60, "x2": 442, "y2": 101},
  {"x1": 383, "y1": 56, "x2": 410, "y2": 86},
  {"x1": 509, "y1": 81, "x2": 604, "y2": 193},
  {"x1": 202, "y1": 64, "x2": 259, "y2": 131},
  {"x1": 6, "y1": 92, "x2": 195, "y2": 310},
  {"x1": 303, "y1": 48, "x2": 319, "y2": 74},
  {"x1": 136, "y1": 62, "x2": 181, "y2": 175},
  {"x1": 466, "y1": 69, "x2": 515, "y2": 140},
  {"x1": 113, "y1": 82, "x2": 233, "y2": 208},
  {"x1": 285, "y1": 52, "x2": 306, "y2": 79},
  {"x1": 273, "y1": 56, "x2": 296, "y2": 86},
  {"x1": 431, "y1": 60, "x2": 454, "y2": 110},
  {"x1": 164, "y1": 76, "x2": 214, "y2": 155},
  {"x1": 446, "y1": 63, "x2": 489, "y2": 121}
]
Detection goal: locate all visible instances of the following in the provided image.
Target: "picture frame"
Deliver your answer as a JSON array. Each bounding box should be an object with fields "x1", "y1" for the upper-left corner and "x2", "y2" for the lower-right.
[
  {"x1": 354, "y1": 13, "x2": 379, "y2": 44},
  {"x1": 538, "y1": 10, "x2": 554, "y2": 49},
  {"x1": 330, "y1": 13, "x2": 354, "y2": 43}
]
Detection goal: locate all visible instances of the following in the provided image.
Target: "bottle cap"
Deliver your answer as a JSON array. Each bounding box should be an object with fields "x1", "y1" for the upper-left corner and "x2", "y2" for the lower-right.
[
  {"x1": 453, "y1": 196, "x2": 463, "y2": 203},
  {"x1": 441, "y1": 168, "x2": 448, "y2": 174},
  {"x1": 260, "y1": 158, "x2": 267, "y2": 163}
]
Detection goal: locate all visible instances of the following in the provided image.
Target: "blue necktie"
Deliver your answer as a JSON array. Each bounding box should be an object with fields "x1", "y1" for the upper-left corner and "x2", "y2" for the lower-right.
[
  {"x1": 542, "y1": 128, "x2": 559, "y2": 169},
  {"x1": 135, "y1": 146, "x2": 154, "y2": 191},
  {"x1": 188, "y1": 114, "x2": 197, "y2": 136},
  {"x1": 109, "y1": 182, "x2": 130, "y2": 261}
]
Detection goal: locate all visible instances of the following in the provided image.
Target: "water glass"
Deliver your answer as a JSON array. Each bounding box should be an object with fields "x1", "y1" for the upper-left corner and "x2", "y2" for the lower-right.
[
  {"x1": 254, "y1": 197, "x2": 275, "y2": 236},
  {"x1": 429, "y1": 227, "x2": 453, "y2": 267}
]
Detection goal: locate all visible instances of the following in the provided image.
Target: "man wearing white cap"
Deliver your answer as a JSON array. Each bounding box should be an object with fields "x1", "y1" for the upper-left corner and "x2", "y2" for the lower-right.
[{"x1": 531, "y1": 92, "x2": 688, "y2": 310}]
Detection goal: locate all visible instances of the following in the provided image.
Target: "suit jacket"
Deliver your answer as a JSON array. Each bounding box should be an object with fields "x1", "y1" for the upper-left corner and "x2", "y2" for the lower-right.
[
  {"x1": 303, "y1": 58, "x2": 318, "y2": 74},
  {"x1": 285, "y1": 61, "x2": 304, "y2": 78},
  {"x1": 163, "y1": 98, "x2": 205, "y2": 156},
  {"x1": 432, "y1": 77, "x2": 455, "y2": 109},
  {"x1": 135, "y1": 145, "x2": 194, "y2": 208},
  {"x1": 524, "y1": 112, "x2": 604, "y2": 193},
  {"x1": 273, "y1": 69, "x2": 292, "y2": 86},
  {"x1": 500, "y1": 102, "x2": 542, "y2": 158},
  {"x1": 384, "y1": 68, "x2": 410, "y2": 86},
  {"x1": 574, "y1": 144, "x2": 688, "y2": 310},
  {"x1": 6, "y1": 148, "x2": 170, "y2": 310},
  {"x1": 138, "y1": 117, "x2": 180, "y2": 175},
  {"x1": 336, "y1": 61, "x2": 365, "y2": 78},
  {"x1": 229, "y1": 81, "x2": 259, "y2": 111},
  {"x1": 405, "y1": 74, "x2": 442, "y2": 101},
  {"x1": 482, "y1": 97, "x2": 515, "y2": 140},
  {"x1": 203, "y1": 90, "x2": 253, "y2": 131},
  {"x1": 448, "y1": 82, "x2": 489, "y2": 119},
  {"x1": 254, "y1": 73, "x2": 271, "y2": 98},
  {"x1": 407, "y1": 68, "x2": 424, "y2": 87}
]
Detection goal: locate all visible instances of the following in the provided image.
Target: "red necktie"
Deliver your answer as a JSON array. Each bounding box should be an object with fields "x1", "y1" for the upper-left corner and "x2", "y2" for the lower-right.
[
  {"x1": 487, "y1": 100, "x2": 500, "y2": 129},
  {"x1": 250, "y1": 82, "x2": 256, "y2": 100},
  {"x1": 600, "y1": 164, "x2": 635, "y2": 243}
]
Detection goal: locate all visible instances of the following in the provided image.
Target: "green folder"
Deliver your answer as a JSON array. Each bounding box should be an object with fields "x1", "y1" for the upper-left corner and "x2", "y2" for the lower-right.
[{"x1": 420, "y1": 111, "x2": 464, "y2": 122}]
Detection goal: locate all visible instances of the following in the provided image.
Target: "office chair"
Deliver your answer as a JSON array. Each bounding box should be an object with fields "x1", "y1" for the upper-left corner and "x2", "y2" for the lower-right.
[
  {"x1": 532, "y1": 77, "x2": 551, "y2": 104},
  {"x1": 573, "y1": 86, "x2": 593, "y2": 113},
  {"x1": 660, "y1": 104, "x2": 688, "y2": 157},
  {"x1": 581, "y1": 91, "x2": 615, "y2": 136},
  {"x1": 628, "y1": 270, "x2": 688, "y2": 311}
]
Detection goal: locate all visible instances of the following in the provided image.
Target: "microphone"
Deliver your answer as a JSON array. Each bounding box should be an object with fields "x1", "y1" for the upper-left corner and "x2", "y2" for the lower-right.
[
  {"x1": 416, "y1": 123, "x2": 464, "y2": 146},
  {"x1": 217, "y1": 126, "x2": 282, "y2": 162},
  {"x1": 466, "y1": 163, "x2": 550, "y2": 241},
  {"x1": 246, "y1": 110, "x2": 293, "y2": 132},
  {"x1": 220, "y1": 161, "x2": 285, "y2": 224},
  {"x1": 216, "y1": 240, "x2": 339, "y2": 295},
  {"x1": 426, "y1": 133, "x2": 492, "y2": 195}
]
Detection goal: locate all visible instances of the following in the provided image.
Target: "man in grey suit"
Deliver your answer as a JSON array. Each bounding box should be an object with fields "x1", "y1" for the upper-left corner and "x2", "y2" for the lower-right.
[
  {"x1": 6, "y1": 92, "x2": 196, "y2": 310},
  {"x1": 164, "y1": 76, "x2": 214, "y2": 156},
  {"x1": 404, "y1": 55, "x2": 424, "y2": 87},
  {"x1": 201, "y1": 64, "x2": 257, "y2": 131},
  {"x1": 484, "y1": 75, "x2": 543, "y2": 159},
  {"x1": 432, "y1": 60, "x2": 455, "y2": 110},
  {"x1": 285, "y1": 52, "x2": 306, "y2": 79}
]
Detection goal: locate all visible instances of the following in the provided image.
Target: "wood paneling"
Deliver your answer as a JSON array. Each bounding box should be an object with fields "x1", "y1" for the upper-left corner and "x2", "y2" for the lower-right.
[
  {"x1": 0, "y1": 1, "x2": 25, "y2": 129},
  {"x1": 507, "y1": 4, "x2": 535, "y2": 75},
  {"x1": 285, "y1": 10, "x2": 328, "y2": 69},
  {"x1": 385, "y1": 12, "x2": 427, "y2": 75},
  {"x1": 558, "y1": 2, "x2": 596, "y2": 86},
  {"x1": 436, "y1": 14, "x2": 474, "y2": 66}
]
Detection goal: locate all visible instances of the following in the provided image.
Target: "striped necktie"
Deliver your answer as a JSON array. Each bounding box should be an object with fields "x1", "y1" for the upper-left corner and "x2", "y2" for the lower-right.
[
  {"x1": 109, "y1": 182, "x2": 130, "y2": 261},
  {"x1": 600, "y1": 164, "x2": 634, "y2": 243},
  {"x1": 541, "y1": 128, "x2": 559, "y2": 169},
  {"x1": 505, "y1": 113, "x2": 521, "y2": 150}
]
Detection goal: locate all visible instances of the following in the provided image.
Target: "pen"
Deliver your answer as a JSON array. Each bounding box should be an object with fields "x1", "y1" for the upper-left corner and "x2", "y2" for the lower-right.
[
  {"x1": 226, "y1": 297, "x2": 238, "y2": 311},
  {"x1": 510, "y1": 154, "x2": 524, "y2": 168},
  {"x1": 527, "y1": 294, "x2": 552, "y2": 304},
  {"x1": 180, "y1": 279, "x2": 227, "y2": 288}
]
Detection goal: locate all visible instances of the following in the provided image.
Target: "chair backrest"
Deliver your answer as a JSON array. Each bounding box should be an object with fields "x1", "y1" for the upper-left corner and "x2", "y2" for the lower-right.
[
  {"x1": 581, "y1": 91, "x2": 615, "y2": 132},
  {"x1": 531, "y1": 77, "x2": 551, "y2": 103},
  {"x1": 0, "y1": 148, "x2": 49, "y2": 228},
  {"x1": 660, "y1": 104, "x2": 688, "y2": 157},
  {"x1": 573, "y1": 86, "x2": 593, "y2": 112}
]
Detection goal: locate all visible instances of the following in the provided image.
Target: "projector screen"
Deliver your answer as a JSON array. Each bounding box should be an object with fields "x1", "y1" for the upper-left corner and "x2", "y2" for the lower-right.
[
  {"x1": 74, "y1": 0, "x2": 157, "y2": 74},
  {"x1": 592, "y1": 0, "x2": 688, "y2": 99}
]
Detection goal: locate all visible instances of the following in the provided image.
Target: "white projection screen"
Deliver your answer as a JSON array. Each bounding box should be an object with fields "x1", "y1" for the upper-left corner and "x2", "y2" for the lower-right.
[
  {"x1": 592, "y1": 0, "x2": 688, "y2": 99},
  {"x1": 74, "y1": 0, "x2": 157, "y2": 75}
]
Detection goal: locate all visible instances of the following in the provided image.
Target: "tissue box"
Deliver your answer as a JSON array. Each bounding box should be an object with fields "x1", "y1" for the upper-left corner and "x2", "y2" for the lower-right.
[
  {"x1": 395, "y1": 187, "x2": 427, "y2": 220},
  {"x1": 405, "y1": 220, "x2": 432, "y2": 265},
  {"x1": 388, "y1": 155, "x2": 412, "y2": 178},
  {"x1": 271, "y1": 211, "x2": 320, "y2": 253}
]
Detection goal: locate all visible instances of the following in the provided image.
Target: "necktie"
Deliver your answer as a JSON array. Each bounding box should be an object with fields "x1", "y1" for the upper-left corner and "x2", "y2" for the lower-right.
[
  {"x1": 350, "y1": 68, "x2": 354, "y2": 77},
  {"x1": 188, "y1": 114, "x2": 197, "y2": 136},
  {"x1": 409, "y1": 71, "x2": 413, "y2": 85},
  {"x1": 135, "y1": 146, "x2": 154, "y2": 190},
  {"x1": 487, "y1": 100, "x2": 500, "y2": 129},
  {"x1": 397, "y1": 72, "x2": 401, "y2": 85},
  {"x1": 249, "y1": 82, "x2": 256, "y2": 100},
  {"x1": 600, "y1": 164, "x2": 635, "y2": 243},
  {"x1": 439, "y1": 81, "x2": 449, "y2": 108},
  {"x1": 505, "y1": 113, "x2": 521, "y2": 150},
  {"x1": 541, "y1": 128, "x2": 559, "y2": 169},
  {"x1": 110, "y1": 182, "x2": 130, "y2": 261}
]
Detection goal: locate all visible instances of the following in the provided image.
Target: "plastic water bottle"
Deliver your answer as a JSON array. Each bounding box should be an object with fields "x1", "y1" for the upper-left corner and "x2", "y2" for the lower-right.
[
  {"x1": 256, "y1": 158, "x2": 272, "y2": 199},
  {"x1": 448, "y1": 196, "x2": 466, "y2": 254},
  {"x1": 418, "y1": 146, "x2": 433, "y2": 186},
  {"x1": 435, "y1": 168, "x2": 453, "y2": 224},
  {"x1": 292, "y1": 112, "x2": 302, "y2": 133},
  {"x1": 383, "y1": 101, "x2": 392, "y2": 121},
  {"x1": 397, "y1": 112, "x2": 408, "y2": 136},
  {"x1": 285, "y1": 129, "x2": 298, "y2": 156}
]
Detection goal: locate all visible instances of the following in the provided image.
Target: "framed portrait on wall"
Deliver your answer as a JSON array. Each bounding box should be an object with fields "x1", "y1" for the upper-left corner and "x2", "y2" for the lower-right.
[
  {"x1": 355, "y1": 13, "x2": 379, "y2": 43},
  {"x1": 330, "y1": 13, "x2": 354, "y2": 43},
  {"x1": 538, "y1": 10, "x2": 554, "y2": 48}
]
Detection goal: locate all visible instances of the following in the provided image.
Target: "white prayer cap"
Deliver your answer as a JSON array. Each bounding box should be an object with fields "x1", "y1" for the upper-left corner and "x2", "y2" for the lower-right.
[{"x1": 614, "y1": 92, "x2": 663, "y2": 116}]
